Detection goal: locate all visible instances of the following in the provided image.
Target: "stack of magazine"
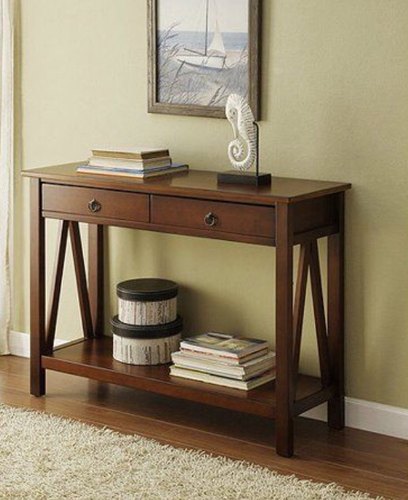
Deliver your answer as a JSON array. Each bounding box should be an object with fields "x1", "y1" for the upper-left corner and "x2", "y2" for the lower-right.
[
  {"x1": 77, "y1": 147, "x2": 189, "y2": 179},
  {"x1": 170, "y1": 333, "x2": 276, "y2": 391}
]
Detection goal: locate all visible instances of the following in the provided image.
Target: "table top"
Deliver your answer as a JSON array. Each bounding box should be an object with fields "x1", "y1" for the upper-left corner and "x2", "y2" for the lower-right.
[{"x1": 23, "y1": 163, "x2": 351, "y2": 205}]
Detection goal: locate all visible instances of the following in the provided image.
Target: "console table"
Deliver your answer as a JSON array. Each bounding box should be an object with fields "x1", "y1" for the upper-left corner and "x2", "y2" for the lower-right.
[{"x1": 23, "y1": 163, "x2": 351, "y2": 457}]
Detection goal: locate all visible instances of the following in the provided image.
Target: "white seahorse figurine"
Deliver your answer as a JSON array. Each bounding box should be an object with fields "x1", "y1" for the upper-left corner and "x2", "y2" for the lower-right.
[{"x1": 226, "y1": 94, "x2": 257, "y2": 172}]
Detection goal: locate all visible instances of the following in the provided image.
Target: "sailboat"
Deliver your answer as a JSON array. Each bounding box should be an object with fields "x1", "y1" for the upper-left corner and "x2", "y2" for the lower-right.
[{"x1": 177, "y1": 0, "x2": 227, "y2": 71}]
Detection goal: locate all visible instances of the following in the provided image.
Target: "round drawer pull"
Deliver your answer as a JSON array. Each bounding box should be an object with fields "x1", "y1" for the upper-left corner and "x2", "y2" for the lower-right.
[
  {"x1": 88, "y1": 199, "x2": 102, "y2": 213},
  {"x1": 204, "y1": 212, "x2": 218, "y2": 227}
]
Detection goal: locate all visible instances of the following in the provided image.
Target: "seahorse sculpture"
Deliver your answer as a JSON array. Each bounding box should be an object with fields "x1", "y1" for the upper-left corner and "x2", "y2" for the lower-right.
[{"x1": 226, "y1": 94, "x2": 257, "y2": 172}]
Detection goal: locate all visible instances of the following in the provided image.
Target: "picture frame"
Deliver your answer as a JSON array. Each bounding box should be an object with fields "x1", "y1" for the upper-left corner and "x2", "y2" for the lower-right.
[{"x1": 147, "y1": 0, "x2": 262, "y2": 119}]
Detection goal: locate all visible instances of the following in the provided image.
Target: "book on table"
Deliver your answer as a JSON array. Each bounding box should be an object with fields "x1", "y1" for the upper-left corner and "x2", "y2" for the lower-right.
[
  {"x1": 79, "y1": 146, "x2": 189, "y2": 179},
  {"x1": 77, "y1": 163, "x2": 189, "y2": 179},
  {"x1": 88, "y1": 156, "x2": 173, "y2": 170},
  {"x1": 92, "y1": 147, "x2": 170, "y2": 160}
]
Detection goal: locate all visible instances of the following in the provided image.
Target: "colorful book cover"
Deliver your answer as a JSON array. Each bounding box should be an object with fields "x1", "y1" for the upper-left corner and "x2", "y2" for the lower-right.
[{"x1": 180, "y1": 333, "x2": 269, "y2": 358}]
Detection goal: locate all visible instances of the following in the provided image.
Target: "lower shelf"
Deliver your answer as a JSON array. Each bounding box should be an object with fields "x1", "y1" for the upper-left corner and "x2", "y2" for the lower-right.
[{"x1": 42, "y1": 337, "x2": 332, "y2": 419}]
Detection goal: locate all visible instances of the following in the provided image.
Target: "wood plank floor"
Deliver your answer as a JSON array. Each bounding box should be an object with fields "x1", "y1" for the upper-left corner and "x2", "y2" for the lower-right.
[{"x1": 1, "y1": 356, "x2": 407, "y2": 499}]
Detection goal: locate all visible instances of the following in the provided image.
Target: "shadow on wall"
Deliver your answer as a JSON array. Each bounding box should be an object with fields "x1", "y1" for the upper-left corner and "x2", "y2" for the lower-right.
[
  {"x1": 106, "y1": 226, "x2": 277, "y2": 345},
  {"x1": 12, "y1": 0, "x2": 25, "y2": 331}
]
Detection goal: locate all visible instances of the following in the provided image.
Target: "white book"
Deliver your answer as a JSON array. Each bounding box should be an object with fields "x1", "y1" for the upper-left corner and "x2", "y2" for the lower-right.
[
  {"x1": 170, "y1": 366, "x2": 276, "y2": 391},
  {"x1": 77, "y1": 163, "x2": 188, "y2": 179},
  {"x1": 92, "y1": 146, "x2": 169, "y2": 160},
  {"x1": 88, "y1": 156, "x2": 172, "y2": 169}
]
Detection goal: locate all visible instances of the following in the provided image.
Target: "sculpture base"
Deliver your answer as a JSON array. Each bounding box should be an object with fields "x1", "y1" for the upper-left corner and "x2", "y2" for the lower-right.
[{"x1": 217, "y1": 171, "x2": 272, "y2": 187}]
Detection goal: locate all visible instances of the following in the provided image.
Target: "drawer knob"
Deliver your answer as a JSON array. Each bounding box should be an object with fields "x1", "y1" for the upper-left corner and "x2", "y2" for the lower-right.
[
  {"x1": 88, "y1": 199, "x2": 102, "y2": 213},
  {"x1": 204, "y1": 212, "x2": 218, "y2": 227}
]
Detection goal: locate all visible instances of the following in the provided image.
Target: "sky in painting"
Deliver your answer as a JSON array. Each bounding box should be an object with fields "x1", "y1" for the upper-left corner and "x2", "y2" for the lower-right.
[{"x1": 158, "y1": 0, "x2": 248, "y2": 33}]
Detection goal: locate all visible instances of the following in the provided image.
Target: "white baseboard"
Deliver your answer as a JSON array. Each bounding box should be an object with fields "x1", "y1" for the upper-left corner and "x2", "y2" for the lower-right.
[
  {"x1": 8, "y1": 330, "x2": 66, "y2": 359},
  {"x1": 7, "y1": 330, "x2": 408, "y2": 442},
  {"x1": 304, "y1": 398, "x2": 408, "y2": 441}
]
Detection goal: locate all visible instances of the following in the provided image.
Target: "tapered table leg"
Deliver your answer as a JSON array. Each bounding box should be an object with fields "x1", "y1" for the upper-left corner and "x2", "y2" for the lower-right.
[
  {"x1": 30, "y1": 178, "x2": 46, "y2": 396},
  {"x1": 328, "y1": 193, "x2": 345, "y2": 429},
  {"x1": 275, "y1": 203, "x2": 295, "y2": 457},
  {"x1": 88, "y1": 224, "x2": 104, "y2": 337}
]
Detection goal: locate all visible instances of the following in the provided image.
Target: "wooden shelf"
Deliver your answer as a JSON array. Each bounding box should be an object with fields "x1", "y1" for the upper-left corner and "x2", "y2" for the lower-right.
[{"x1": 42, "y1": 337, "x2": 332, "y2": 419}]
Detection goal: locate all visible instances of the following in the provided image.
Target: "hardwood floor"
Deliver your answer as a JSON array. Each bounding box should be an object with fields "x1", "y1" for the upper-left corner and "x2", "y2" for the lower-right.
[{"x1": 1, "y1": 356, "x2": 407, "y2": 499}]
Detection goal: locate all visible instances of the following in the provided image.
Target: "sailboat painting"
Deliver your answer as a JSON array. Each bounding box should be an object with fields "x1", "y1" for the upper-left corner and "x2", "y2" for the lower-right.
[{"x1": 148, "y1": 0, "x2": 261, "y2": 118}]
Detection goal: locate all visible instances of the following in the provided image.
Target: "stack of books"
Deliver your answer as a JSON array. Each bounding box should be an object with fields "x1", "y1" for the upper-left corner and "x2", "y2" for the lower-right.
[
  {"x1": 170, "y1": 333, "x2": 276, "y2": 391},
  {"x1": 77, "y1": 147, "x2": 189, "y2": 179}
]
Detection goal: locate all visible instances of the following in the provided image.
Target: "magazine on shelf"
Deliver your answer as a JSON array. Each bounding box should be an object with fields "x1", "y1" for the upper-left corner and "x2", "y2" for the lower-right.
[
  {"x1": 170, "y1": 366, "x2": 276, "y2": 390},
  {"x1": 180, "y1": 333, "x2": 269, "y2": 360},
  {"x1": 171, "y1": 351, "x2": 275, "y2": 380},
  {"x1": 174, "y1": 348, "x2": 269, "y2": 365}
]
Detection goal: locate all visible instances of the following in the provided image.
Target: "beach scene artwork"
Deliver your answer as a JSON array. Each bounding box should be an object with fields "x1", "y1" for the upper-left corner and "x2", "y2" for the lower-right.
[{"x1": 156, "y1": 0, "x2": 249, "y2": 109}]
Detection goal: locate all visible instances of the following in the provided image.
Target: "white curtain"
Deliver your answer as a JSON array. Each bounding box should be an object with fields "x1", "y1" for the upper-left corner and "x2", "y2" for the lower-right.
[{"x1": 0, "y1": 0, "x2": 13, "y2": 355}]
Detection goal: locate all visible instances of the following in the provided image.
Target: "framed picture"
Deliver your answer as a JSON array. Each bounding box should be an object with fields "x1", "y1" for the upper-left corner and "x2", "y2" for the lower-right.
[{"x1": 148, "y1": 0, "x2": 261, "y2": 119}]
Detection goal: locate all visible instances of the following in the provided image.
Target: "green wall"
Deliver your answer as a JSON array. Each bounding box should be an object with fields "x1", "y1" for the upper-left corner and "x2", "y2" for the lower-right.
[{"x1": 15, "y1": 0, "x2": 408, "y2": 409}]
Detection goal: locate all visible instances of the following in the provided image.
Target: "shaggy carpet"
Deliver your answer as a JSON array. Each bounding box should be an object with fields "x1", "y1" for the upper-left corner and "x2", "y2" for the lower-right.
[{"x1": 0, "y1": 404, "x2": 376, "y2": 499}]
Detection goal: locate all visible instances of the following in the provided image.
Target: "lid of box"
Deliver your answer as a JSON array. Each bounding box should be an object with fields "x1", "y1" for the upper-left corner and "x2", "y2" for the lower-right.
[
  {"x1": 111, "y1": 315, "x2": 183, "y2": 339},
  {"x1": 117, "y1": 278, "x2": 178, "y2": 302}
]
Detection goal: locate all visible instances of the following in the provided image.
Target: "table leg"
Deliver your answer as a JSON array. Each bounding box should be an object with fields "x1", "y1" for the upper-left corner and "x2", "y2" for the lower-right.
[
  {"x1": 30, "y1": 178, "x2": 46, "y2": 396},
  {"x1": 88, "y1": 225, "x2": 104, "y2": 337},
  {"x1": 328, "y1": 193, "x2": 345, "y2": 429},
  {"x1": 275, "y1": 203, "x2": 295, "y2": 457}
]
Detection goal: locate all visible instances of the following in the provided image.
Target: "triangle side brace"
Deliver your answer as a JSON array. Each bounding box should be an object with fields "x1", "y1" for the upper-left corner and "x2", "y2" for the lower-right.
[
  {"x1": 46, "y1": 220, "x2": 95, "y2": 350},
  {"x1": 45, "y1": 220, "x2": 69, "y2": 353},
  {"x1": 69, "y1": 221, "x2": 94, "y2": 339},
  {"x1": 292, "y1": 240, "x2": 332, "y2": 389}
]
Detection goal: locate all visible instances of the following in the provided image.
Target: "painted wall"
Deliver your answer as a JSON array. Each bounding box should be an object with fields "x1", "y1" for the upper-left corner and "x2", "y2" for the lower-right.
[{"x1": 15, "y1": 0, "x2": 408, "y2": 409}]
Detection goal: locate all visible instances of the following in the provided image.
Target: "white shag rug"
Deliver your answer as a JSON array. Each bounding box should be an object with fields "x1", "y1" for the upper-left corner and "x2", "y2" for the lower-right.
[{"x1": 0, "y1": 404, "x2": 376, "y2": 500}]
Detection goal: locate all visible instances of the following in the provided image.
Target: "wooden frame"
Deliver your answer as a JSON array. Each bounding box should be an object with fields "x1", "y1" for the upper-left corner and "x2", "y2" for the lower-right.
[{"x1": 147, "y1": 0, "x2": 262, "y2": 119}]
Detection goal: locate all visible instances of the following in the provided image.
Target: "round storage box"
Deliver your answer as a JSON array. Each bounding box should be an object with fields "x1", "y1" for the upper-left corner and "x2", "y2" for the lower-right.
[
  {"x1": 117, "y1": 278, "x2": 178, "y2": 326},
  {"x1": 111, "y1": 315, "x2": 182, "y2": 365}
]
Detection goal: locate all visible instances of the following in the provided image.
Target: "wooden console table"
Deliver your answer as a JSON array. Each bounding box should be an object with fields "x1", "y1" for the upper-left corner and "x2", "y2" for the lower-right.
[{"x1": 23, "y1": 163, "x2": 351, "y2": 457}]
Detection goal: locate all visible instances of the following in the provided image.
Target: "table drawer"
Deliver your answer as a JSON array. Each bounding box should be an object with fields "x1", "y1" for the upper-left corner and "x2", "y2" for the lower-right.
[
  {"x1": 151, "y1": 195, "x2": 275, "y2": 238},
  {"x1": 42, "y1": 184, "x2": 149, "y2": 223}
]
